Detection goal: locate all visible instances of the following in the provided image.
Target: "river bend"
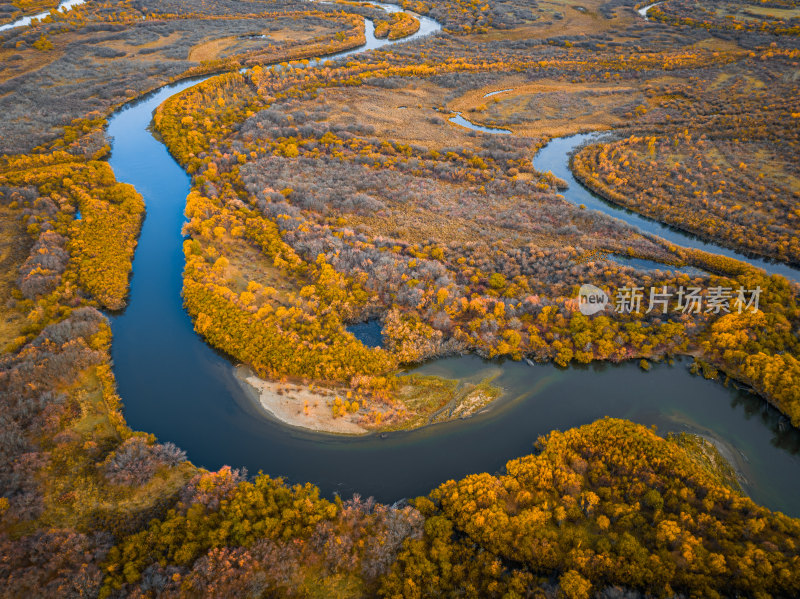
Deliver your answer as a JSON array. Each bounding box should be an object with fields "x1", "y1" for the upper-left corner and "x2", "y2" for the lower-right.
[{"x1": 106, "y1": 3, "x2": 800, "y2": 515}]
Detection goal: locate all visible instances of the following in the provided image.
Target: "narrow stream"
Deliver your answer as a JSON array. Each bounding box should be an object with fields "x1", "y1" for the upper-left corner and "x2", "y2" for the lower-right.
[
  {"x1": 0, "y1": 0, "x2": 86, "y2": 32},
  {"x1": 448, "y1": 114, "x2": 800, "y2": 282},
  {"x1": 533, "y1": 133, "x2": 800, "y2": 282},
  {"x1": 105, "y1": 4, "x2": 800, "y2": 515},
  {"x1": 449, "y1": 112, "x2": 512, "y2": 134},
  {"x1": 637, "y1": 2, "x2": 663, "y2": 20}
]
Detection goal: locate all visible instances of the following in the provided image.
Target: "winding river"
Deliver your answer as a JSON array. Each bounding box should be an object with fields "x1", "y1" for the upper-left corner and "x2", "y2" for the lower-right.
[
  {"x1": 105, "y1": 4, "x2": 800, "y2": 515},
  {"x1": 0, "y1": 0, "x2": 86, "y2": 32},
  {"x1": 533, "y1": 133, "x2": 800, "y2": 282}
]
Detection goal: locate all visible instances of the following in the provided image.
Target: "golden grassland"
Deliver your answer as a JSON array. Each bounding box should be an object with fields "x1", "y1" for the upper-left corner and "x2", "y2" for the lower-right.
[
  {"x1": 1, "y1": 0, "x2": 788, "y2": 434},
  {"x1": 465, "y1": 0, "x2": 641, "y2": 41},
  {"x1": 449, "y1": 78, "x2": 643, "y2": 137},
  {"x1": 188, "y1": 23, "x2": 334, "y2": 62},
  {"x1": 716, "y1": 3, "x2": 800, "y2": 21},
  {"x1": 274, "y1": 79, "x2": 659, "y2": 248},
  {"x1": 0, "y1": 39, "x2": 63, "y2": 84},
  {"x1": 313, "y1": 81, "x2": 488, "y2": 151}
]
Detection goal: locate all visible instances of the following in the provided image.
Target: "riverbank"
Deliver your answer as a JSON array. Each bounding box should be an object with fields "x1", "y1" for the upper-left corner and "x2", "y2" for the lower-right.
[
  {"x1": 0, "y1": 0, "x2": 85, "y2": 32},
  {"x1": 672, "y1": 431, "x2": 746, "y2": 491},
  {"x1": 533, "y1": 133, "x2": 800, "y2": 282},
  {"x1": 570, "y1": 147, "x2": 800, "y2": 274},
  {"x1": 234, "y1": 365, "x2": 370, "y2": 434}
]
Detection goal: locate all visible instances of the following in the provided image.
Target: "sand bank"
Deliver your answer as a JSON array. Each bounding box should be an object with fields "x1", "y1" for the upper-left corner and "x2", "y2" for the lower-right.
[{"x1": 234, "y1": 365, "x2": 369, "y2": 435}]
